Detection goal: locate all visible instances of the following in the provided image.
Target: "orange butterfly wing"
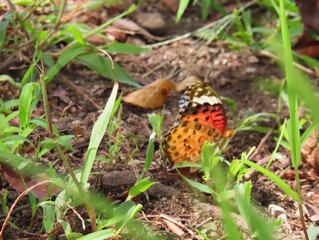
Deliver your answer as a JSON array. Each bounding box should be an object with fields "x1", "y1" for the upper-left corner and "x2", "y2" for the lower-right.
[
  {"x1": 163, "y1": 121, "x2": 221, "y2": 165},
  {"x1": 163, "y1": 80, "x2": 232, "y2": 165}
]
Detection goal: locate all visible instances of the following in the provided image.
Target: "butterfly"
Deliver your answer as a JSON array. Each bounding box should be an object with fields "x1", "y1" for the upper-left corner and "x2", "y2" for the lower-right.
[{"x1": 163, "y1": 78, "x2": 233, "y2": 166}]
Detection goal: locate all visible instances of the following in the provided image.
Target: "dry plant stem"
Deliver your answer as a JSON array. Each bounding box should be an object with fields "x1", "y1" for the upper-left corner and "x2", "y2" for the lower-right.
[
  {"x1": 249, "y1": 128, "x2": 273, "y2": 160},
  {"x1": 39, "y1": 72, "x2": 53, "y2": 135},
  {"x1": 258, "y1": 50, "x2": 317, "y2": 77},
  {"x1": 39, "y1": 66, "x2": 97, "y2": 231},
  {"x1": 295, "y1": 170, "x2": 309, "y2": 240},
  {"x1": 0, "y1": 180, "x2": 52, "y2": 240},
  {"x1": 55, "y1": 144, "x2": 97, "y2": 231}
]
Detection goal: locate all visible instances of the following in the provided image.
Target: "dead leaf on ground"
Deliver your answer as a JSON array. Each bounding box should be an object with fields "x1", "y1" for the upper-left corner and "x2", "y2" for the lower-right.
[
  {"x1": 113, "y1": 18, "x2": 165, "y2": 42},
  {"x1": 2, "y1": 164, "x2": 60, "y2": 199},
  {"x1": 123, "y1": 78, "x2": 175, "y2": 109},
  {"x1": 301, "y1": 131, "x2": 319, "y2": 179}
]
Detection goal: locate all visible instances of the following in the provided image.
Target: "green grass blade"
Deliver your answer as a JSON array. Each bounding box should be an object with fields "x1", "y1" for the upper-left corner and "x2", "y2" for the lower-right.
[
  {"x1": 45, "y1": 43, "x2": 88, "y2": 84},
  {"x1": 128, "y1": 177, "x2": 156, "y2": 199},
  {"x1": 278, "y1": 0, "x2": 301, "y2": 168},
  {"x1": 18, "y1": 83, "x2": 40, "y2": 128},
  {"x1": 80, "y1": 81, "x2": 119, "y2": 186},
  {"x1": 243, "y1": 159, "x2": 300, "y2": 202},
  {"x1": 0, "y1": 11, "x2": 13, "y2": 49},
  {"x1": 106, "y1": 42, "x2": 150, "y2": 54},
  {"x1": 176, "y1": 0, "x2": 190, "y2": 22},
  {"x1": 77, "y1": 229, "x2": 116, "y2": 240}
]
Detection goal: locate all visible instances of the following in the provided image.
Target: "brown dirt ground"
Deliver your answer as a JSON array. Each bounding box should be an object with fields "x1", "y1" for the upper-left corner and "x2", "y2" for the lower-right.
[{"x1": 1, "y1": 1, "x2": 319, "y2": 240}]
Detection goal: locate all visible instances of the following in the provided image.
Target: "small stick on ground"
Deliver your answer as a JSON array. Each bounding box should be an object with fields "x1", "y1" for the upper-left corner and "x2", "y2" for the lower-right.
[
  {"x1": 0, "y1": 180, "x2": 52, "y2": 240},
  {"x1": 249, "y1": 128, "x2": 274, "y2": 160},
  {"x1": 59, "y1": 75, "x2": 102, "y2": 110}
]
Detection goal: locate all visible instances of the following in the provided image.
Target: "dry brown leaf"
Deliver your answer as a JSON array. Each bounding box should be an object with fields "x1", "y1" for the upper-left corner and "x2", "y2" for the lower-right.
[
  {"x1": 2, "y1": 164, "x2": 59, "y2": 199},
  {"x1": 162, "y1": 219, "x2": 185, "y2": 236},
  {"x1": 301, "y1": 131, "x2": 319, "y2": 179},
  {"x1": 123, "y1": 78, "x2": 175, "y2": 109}
]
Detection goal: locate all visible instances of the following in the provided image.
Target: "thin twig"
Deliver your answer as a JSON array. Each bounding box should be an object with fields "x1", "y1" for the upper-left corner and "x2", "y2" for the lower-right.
[
  {"x1": 258, "y1": 50, "x2": 317, "y2": 76},
  {"x1": 59, "y1": 75, "x2": 102, "y2": 110},
  {"x1": 37, "y1": 62, "x2": 53, "y2": 136},
  {"x1": 249, "y1": 128, "x2": 274, "y2": 160},
  {"x1": 0, "y1": 180, "x2": 52, "y2": 240}
]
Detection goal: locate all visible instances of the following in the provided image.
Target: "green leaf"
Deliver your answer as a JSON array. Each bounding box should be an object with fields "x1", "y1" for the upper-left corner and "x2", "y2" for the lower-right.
[
  {"x1": 243, "y1": 159, "x2": 300, "y2": 202},
  {"x1": 128, "y1": 177, "x2": 156, "y2": 198},
  {"x1": 81, "y1": 81, "x2": 119, "y2": 186},
  {"x1": 201, "y1": 0, "x2": 210, "y2": 21},
  {"x1": 211, "y1": 0, "x2": 226, "y2": 15},
  {"x1": 148, "y1": 113, "x2": 163, "y2": 138},
  {"x1": 40, "y1": 203, "x2": 56, "y2": 233},
  {"x1": 0, "y1": 75, "x2": 21, "y2": 88},
  {"x1": 18, "y1": 83, "x2": 41, "y2": 128},
  {"x1": 76, "y1": 52, "x2": 140, "y2": 86},
  {"x1": 21, "y1": 64, "x2": 37, "y2": 86},
  {"x1": 45, "y1": 44, "x2": 88, "y2": 84},
  {"x1": 106, "y1": 42, "x2": 150, "y2": 54},
  {"x1": 144, "y1": 133, "x2": 155, "y2": 172},
  {"x1": 307, "y1": 224, "x2": 319, "y2": 240},
  {"x1": 77, "y1": 229, "x2": 116, "y2": 240},
  {"x1": 181, "y1": 174, "x2": 211, "y2": 193},
  {"x1": 0, "y1": 11, "x2": 13, "y2": 48},
  {"x1": 176, "y1": 0, "x2": 190, "y2": 22}
]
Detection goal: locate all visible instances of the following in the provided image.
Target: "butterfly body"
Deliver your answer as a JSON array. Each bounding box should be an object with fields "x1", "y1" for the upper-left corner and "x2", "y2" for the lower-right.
[{"x1": 163, "y1": 79, "x2": 232, "y2": 166}]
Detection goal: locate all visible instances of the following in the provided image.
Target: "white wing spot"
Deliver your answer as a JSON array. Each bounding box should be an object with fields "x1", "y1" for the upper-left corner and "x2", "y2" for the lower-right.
[{"x1": 192, "y1": 96, "x2": 222, "y2": 105}]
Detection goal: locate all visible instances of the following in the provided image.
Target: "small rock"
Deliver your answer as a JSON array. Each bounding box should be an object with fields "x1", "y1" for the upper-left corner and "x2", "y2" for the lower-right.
[
  {"x1": 136, "y1": 12, "x2": 167, "y2": 35},
  {"x1": 248, "y1": 55, "x2": 259, "y2": 63},
  {"x1": 126, "y1": 36, "x2": 146, "y2": 46},
  {"x1": 268, "y1": 204, "x2": 287, "y2": 219},
  {"x1": 147, "y1": 183, "x2": 175, "y2": 199},
  {"x1": 245, "y1": 67, "x2": 257, "y2": 73}
]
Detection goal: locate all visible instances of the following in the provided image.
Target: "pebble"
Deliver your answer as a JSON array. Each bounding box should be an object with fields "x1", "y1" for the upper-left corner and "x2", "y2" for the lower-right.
[{"x1": 136, "y1": 12, "x2": 167, "y2": 35}]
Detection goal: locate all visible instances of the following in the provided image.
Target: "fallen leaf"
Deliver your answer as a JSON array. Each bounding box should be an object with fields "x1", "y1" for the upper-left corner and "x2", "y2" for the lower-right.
[
  {"x1": 301, "y1": 131, "x2": 319, "y2": 179},
  {"x1": 123, "y1": 78, "x2": 175, "y2": 109},
  {"x1": 2, "y1": 164, "x2": 60, "y2": 199},
  {"x1": 113, "y1": 18, "x2": 165, "y2": 42}
]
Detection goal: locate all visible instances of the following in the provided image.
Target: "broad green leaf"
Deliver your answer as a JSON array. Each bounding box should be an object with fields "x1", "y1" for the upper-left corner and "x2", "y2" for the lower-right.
[{"x1": 76, "y1": 52, "x2": 140, "y2": 86}]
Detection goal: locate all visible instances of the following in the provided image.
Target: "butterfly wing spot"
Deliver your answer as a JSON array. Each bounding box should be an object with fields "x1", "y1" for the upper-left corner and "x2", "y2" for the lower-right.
[{"x1": 163, "y1": 80, "x2": 233, "y2": 165}]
